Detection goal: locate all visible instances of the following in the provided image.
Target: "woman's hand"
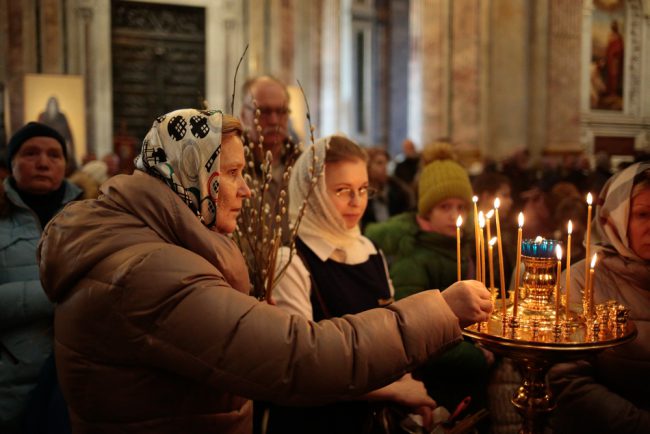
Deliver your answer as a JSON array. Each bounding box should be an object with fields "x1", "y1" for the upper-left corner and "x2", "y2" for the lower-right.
[{"x1": 364, "y1": 373, "x2": 436, "y2": 430}]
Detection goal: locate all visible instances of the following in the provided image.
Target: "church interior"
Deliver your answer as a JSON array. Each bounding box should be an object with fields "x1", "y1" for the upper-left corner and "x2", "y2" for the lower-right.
[{"x1": 1, "y1": 1, "x2": 650, "y2": 434}]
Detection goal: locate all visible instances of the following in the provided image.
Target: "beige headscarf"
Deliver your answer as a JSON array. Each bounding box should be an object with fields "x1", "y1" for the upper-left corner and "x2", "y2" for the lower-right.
[
  {"x1": 289, "y1": 136, "x2": 372, "y2": 263},
  {"x1": 591, "y1": 161, "x2": 650, "y2": 288},
  {"x1": 135, "y1": 108, "x2": 223, "y2": 229}
]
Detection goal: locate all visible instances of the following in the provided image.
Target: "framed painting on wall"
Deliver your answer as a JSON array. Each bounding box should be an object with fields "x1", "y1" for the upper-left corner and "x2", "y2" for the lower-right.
[
  {"x1": 23, "y1": 74, "x2": 86, "y2": 165},
  {"x1": 590, "y1": 0, "x2": 626, "y2": 111}
]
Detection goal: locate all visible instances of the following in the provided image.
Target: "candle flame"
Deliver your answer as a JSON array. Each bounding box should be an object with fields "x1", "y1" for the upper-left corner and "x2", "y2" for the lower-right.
[
  {"x1": 556, "y1": 244, "x2": 563, "y2": 260},
  {"x1": 518, "y1": 212, "x2": 524, "y2": 228},
  {"x1": 489, "y1": 237, "x2": 497, "y2": 246},
  {"x1": 535, "y1": 236, "x2": 543, "y2": 243},
  {"x1": 568, "y1": 220, "x2": 573, "y2": 234},
  {"x1": 590, "y1": 253, "x2": 598, "y2": 269},
  {"x1": 486, "y1": 209, "x2": 494, "y2": 219},
  {"x1": 472, "y1": 195, "x2": 478, "y2": 203},
  {"x1": 494, "y1": 198, "x2": 500, "y2": 209},
  {"x1": 478, "y1": 211, "x2": 485, "y2": 228},
  {"x1": 587, "y1": 192, "x2": 593, "y2": 205},
  {"x1": 456, "y1": 215, "x2": 463, "y2": 227}
]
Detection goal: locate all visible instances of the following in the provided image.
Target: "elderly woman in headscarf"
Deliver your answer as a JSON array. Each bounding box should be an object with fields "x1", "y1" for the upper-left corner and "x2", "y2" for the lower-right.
[
  {"x1": 37, "y1": 109, "x2": 491, "y2": 433},
  {"x1": 550, "y1": 162, "x2": 650, "y2": 434}
]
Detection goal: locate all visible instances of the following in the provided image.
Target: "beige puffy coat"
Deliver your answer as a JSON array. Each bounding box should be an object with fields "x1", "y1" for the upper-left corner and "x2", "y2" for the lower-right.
[{"x1": 38, "y1": 171, "x2": 462, "y2": 433}]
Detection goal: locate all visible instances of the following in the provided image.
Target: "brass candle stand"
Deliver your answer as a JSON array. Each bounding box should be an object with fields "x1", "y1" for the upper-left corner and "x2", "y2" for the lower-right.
[{"x1": 464, "y1": 245, "x2": 637, "y2": 434}]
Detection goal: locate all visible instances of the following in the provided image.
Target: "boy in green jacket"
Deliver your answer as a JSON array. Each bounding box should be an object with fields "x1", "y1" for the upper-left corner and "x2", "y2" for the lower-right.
[{"x1": 366, "y1": 144, "x2": 492, "y2": 428}]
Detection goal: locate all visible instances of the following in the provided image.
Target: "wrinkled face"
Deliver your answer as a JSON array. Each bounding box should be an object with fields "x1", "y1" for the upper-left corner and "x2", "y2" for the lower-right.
[
  {"x1": 240, "y1": 80, "x2": 289, "y2": 159},
  {"x1": 325, "y1": 158, "x2": 369, "y2": 230},
  {"x1": 214, "y1": 135, "x2": 251, "y2": 234},
  {"x1": 11, "y1": 137, "x2": 66, "y2": 194},
  {"x1": 427, "y1": 197, "x2": 468, "y2": 237},
  {"x1": 628, "y1": 188, "x2": 650, "y2": 260},
  {"x1": 368, "y1": 153, "x2": 388, "y2": 185}
]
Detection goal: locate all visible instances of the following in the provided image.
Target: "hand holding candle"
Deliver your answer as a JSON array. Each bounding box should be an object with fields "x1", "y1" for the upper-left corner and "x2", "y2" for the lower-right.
[
  {"x1": 456, "y1": 215, "x2": 463, "y2": 281},
  {"x1": 555, "y1": 245, "x2": 563, "y2": 325}
]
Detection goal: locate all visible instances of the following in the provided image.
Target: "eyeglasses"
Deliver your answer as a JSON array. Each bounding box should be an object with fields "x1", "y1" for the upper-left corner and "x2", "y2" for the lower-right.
[
  {"x1": 244, "y1": 104, "x2": 291, "y2": 118},
  {"x1": 334, "y1": 186, "x2": 378, "y2": 201}
]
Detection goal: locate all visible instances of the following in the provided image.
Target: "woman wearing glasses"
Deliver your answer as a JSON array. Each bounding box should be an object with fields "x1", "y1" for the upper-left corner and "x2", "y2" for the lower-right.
[{"x1": 267, "y1": 135, "x2": 438, "y2": 433}]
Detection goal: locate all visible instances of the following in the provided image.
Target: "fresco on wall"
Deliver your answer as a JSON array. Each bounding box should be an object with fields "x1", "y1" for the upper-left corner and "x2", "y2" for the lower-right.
[{"x1": 590, "y1": 0, "x2": 626, "y2": 111}]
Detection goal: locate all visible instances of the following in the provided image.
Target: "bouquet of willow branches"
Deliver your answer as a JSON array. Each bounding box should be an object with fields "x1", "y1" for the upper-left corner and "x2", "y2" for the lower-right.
[{"x1": 234, "y1": 89, "x2": 322, "y2": 302}]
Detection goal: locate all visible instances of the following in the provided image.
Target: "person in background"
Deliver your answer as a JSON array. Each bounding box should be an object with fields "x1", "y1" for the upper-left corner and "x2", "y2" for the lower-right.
[
  {"x1": 393, "y1": 138, "x2": 420, "y2": 186},
  {"x1": 0, "y1": 122, "x2": 81, "y2": 433},
  {"x1": 366, "y1": 144, "x2": 492, "y2": 426},
  {"x1": 240, "y1": 75, "x2": 292, "y2": 168},
  {"x1": 269, "y1": 135, "x2": 450, "y2": 433},
  {"x1": 550, "y1": 162, "x2": 650, "y2": 434},
  {"x1": 361, "y1": 146, "x2": 413, "y2": 230},
  {"x1": 37, "y1": 109, "x2": 491, "y2": 433}
]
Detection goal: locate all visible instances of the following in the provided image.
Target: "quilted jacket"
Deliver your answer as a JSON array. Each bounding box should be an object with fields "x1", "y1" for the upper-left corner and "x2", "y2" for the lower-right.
[
  {"x1": 0, "y1": 177, "x2": 80, "y2": 429},
  {"x1": 38, "y1": 171, "x2": 463, "y2": 434}
]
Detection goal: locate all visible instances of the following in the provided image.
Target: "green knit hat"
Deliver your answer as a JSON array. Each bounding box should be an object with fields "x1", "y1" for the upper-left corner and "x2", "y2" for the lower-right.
[{"x1": 418, "y1": 144, "x2": 472, "y2": 217}]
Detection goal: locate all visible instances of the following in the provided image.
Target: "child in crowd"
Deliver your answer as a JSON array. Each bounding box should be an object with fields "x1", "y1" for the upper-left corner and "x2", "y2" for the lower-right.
[{"x1": 365, "y1": 144, "x2": 492, "y2": 426}]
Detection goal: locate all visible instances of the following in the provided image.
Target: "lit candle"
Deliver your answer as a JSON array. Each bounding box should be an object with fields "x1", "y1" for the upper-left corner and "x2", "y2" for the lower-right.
[
  {"x1": 494, "y1": 198, "x2": 507, "y2": 317},
  {"x1": 513, "y1": 212, "x2": 524, "y2": 318},
  {"x1": 565, "y1": 220, "x2": 573, "y2": 317},
  {"x1": 555, "y1": 245, "x2": 563, "y2": 325},
  {"x1": 486, "y1": 210, "x2": 494, "y2": 288},
  {"x1": 456, "y1": 215, "x2": 463, "y2": 281},
  {"x1": 488, "y1": 237, "x2": 497, "y2": 300},
  {"x1": 584, "y1": 193, "x2": 593, "y2": 301},
  {"x1": 473, "y1": 196, "x2": 480, "y2": 279},
  {"x1": 586, "y1": 253, "x2": 597, "y2": 318},
  {"x1": 479, "y1": 211, "x2": 486, "y2": 285}
]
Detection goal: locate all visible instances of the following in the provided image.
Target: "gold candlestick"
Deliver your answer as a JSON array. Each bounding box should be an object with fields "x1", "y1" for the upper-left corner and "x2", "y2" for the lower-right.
[
  {"x1": 513, "y1": 212, "x2": 524, "y2": 318},
  {"x1": 555, "y1": 245, "x2": 563, "y2": 326},
  {"x1": 586, "y1": 253, "x2": 597, "y2": 318},
  {"x1": 584, "y1": 193, "x2": 593, "y2": 307},
  {"x1": 479, "y1": 211, "x2": 486, "y2": 286},
  {"x1": 456, "y1": 215, "x2": 463, "y2": 281},
  {"x1": 473, "y1": 196, "x2": 480, "y2": 280},
  {"x1": 494, "y1": 198, "x2": 507, "y2": 317},
  {"x1": 486, "y1": 210, "x2": 494, "y2": 288},
  {"x1": 565, "y1": 220, "x2": 572, "y2": 318},
  {"x1": 488, "y1": 237, "x2": 496, "y2": 298}
]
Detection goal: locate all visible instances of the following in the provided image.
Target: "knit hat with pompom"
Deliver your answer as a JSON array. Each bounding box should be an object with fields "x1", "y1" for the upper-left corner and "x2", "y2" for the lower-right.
[{"x1": 418, "y1": 143, "x2": 473, "y2": 217}]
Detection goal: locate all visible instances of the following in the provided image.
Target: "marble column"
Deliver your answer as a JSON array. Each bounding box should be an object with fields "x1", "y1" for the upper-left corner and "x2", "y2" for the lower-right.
[
  {"x1": 408, "y1": 0, "x2": 451, "y2": 148},
  {"x1": 40, "y1": 0, "x2": 64, "y2": 73},
  {"x1": 546, "y1": 0, "x2": 582, "y2": 151}
]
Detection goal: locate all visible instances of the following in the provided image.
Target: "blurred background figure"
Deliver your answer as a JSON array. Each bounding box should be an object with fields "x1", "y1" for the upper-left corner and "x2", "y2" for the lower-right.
[
  {"x1": 37, "y1": 97, "x2": 76, "y2": 166},
  {"x1": 361, "y1": 147, "x2": 414, "y2": 230},
  {"x1": 0, "y1": 122, "x2": 81, "y2": 433},
  {"x1": 393, "y1": 138, "x2": 420, "y2": 186}
]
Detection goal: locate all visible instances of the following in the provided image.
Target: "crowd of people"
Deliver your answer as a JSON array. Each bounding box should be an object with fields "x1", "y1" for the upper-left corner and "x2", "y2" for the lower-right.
[{"x1": 0, "y1": 74, "x2": 647, "y2": 434}]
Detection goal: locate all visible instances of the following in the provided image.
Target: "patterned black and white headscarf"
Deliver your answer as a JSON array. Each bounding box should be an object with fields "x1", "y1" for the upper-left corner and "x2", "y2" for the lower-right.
[{"x1": 135, "y1": 108, "x2": 223, "y2": 229}]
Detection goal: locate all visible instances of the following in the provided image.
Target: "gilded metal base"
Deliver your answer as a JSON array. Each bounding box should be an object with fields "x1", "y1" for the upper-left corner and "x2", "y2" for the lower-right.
[{"x1": 464, "y1": 316, "x2": 637, "y2": 434}]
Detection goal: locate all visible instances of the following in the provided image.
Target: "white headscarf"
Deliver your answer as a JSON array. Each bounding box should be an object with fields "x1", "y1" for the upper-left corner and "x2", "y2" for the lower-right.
[
  {"x1": 289, "y1": 135, "x2": 373, "y2": 263},
  {"x1": 135, "y1": 108, "x2": 223, "y2": 229}
]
